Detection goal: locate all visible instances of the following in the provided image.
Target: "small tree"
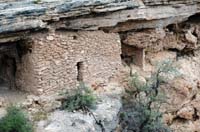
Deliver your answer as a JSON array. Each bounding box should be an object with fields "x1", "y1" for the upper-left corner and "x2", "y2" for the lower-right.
[{"x1": 120, "y1": 60, "x2": 179, "y2": 132}]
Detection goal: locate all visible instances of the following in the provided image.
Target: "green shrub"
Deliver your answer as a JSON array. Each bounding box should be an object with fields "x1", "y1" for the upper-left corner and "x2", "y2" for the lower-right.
[
  {"x1": 0, "y1": 106, "x2": 33, "y2": 132},
  {"x1": 33, "y1": 0, "x2": 42, "y2": 4},
  {"x1": 120, "y1": 60, "x2": 179, "y2": 132},
  {"x1": 61, "y1": 83, "x2": 97, "y2": 112},
  {"x1": 120, "y1": 101, "x2": 171, "y2": 132}
]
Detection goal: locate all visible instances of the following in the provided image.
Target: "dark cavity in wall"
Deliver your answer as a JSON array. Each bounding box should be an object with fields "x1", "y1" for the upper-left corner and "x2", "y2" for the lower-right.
[
  {"x1": 121, "y1": 44, "x2": 144, "y2": 68},
  {"x1": 77, "y1": 62, "x2": 84, "y2": 82},
  {"x1": 166, "y1": 14, "x2": 200, "y2": 57},
  {"x1": 0, "y1": 42, "x2": 19, "y2": 90},
  {"x1": 16, "y1": 39, "x2": 33, "y2": 57},
  {"x1": 188, "y1": 13, "x2": 200, "y2": 23},
  {"x1": 166, "y1": 13, "x2": 200, "y2": 34},
  {"x1": 0, "y1": 39, "x2": 31, "y2": 91}
]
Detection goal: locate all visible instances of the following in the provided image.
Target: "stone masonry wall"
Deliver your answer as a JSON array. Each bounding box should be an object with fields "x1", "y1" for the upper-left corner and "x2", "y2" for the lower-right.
[{"x1": 16, "y1": 31, "x2": 122, "y2": 95}]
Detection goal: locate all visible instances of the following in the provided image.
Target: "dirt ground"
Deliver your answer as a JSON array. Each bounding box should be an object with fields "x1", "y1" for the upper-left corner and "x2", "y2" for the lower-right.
[{"x1": 0, "y1": 87, "x2": 27, "y2": 105}]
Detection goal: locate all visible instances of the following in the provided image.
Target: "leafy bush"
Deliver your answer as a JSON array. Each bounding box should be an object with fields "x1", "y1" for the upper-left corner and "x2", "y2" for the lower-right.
[
  {"x1": 0, "y1": 106, "x2": 33, "y2": 132},
  {"x1": 61, "y1": 83, "x2": 97, "y2": 112},
  {"x1": 120, "y1": 60, "x2": 179, "y2": 132}
]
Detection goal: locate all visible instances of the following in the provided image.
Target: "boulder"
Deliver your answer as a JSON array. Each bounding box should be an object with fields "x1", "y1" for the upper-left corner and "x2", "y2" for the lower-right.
[
  {"x1": 36, "y1": 95, "x2": 122, "y2": 132},
  {"x1": 185, "y1": 30, "x2": 198, "y2": 49}
]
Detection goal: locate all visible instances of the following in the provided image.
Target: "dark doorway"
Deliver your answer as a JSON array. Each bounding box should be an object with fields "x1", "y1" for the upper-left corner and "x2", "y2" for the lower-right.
[
  {"x1": 0, "y1": 43, "x2": 19, "y2": 90},
  {"x1": 77, "y1": 62, "x2": 84, "y2": 82},
  {"x1": 121, "y1": 44, "x2": 145, "y2": 68}
]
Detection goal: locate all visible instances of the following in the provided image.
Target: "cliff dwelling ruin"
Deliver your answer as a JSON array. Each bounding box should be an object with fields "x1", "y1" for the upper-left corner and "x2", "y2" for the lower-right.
[
  {"x1": 0, "y1": 0, "x2": 200, "y2": 131},
  {"x1": 0, "y1": 0, "x2": 199, "y2": 95},
  {"x1": 0, "y1": 31, "x2": 122, "y2": 95}
]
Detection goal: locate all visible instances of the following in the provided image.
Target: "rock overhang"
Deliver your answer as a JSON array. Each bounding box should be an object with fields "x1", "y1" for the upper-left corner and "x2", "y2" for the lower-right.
[{"x1": 0, "y1": 0, "x2": 199, "y2": 35}]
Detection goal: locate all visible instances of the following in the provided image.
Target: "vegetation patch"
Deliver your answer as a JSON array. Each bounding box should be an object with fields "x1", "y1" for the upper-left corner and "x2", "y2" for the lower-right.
[
  {"x1": 60, "y1": 82, "x2": 97, "y2": 112},
  {"x1": 119, "y1": 60, "x2": 179, "y2": 132},
  {"x1": 0, "y1": 106, "x2": 33, "y2": 132},
  {"x1": 33, "y1": 0, "x2": 42, "y2": 4}
]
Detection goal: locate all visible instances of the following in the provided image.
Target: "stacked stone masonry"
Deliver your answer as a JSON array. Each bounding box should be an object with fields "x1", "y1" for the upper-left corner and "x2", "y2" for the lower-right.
[{"x1": 15, "y1": 31, "x2": 122, "y2": 94}]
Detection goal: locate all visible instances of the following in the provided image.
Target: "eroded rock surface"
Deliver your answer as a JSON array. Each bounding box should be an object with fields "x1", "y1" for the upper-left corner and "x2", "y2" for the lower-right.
[
  {"x1": 139, "y1": 48, "x2": 200, "y2": 132},
  {"x1": 0, "y1": 0, "x2": 199, "y2": 36},
  {"x1": 36, "y1": 94, "x2": 122, "y2": 132}
]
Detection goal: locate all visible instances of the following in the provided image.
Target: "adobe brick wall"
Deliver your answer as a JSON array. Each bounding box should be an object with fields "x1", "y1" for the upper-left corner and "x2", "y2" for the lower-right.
[{"x1": 15, "y1": 31, "x2": 122, "y2": 95}]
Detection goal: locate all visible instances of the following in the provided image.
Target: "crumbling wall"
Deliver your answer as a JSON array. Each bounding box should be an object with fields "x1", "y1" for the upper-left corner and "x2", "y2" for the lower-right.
[{"x1": 16, "y1": 31, "x2": 122, "y2": 94}]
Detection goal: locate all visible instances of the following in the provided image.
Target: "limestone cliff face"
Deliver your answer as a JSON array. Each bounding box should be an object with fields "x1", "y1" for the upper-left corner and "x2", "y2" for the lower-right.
[
  {"x1": 0, "y1": 0, "x2": 199, "y2": 35},
  {"x1": 1, "y1": 0, "x2": 200, "y2": 132}
]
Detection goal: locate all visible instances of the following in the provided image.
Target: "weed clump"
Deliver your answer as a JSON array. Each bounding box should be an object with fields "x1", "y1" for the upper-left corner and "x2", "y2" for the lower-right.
[
  {"x1": 61, "y1": 83, "x2": 97, "y2": 112},
  {"x1": 0, "y1": 106, "x2": 33, "y2": 132}
]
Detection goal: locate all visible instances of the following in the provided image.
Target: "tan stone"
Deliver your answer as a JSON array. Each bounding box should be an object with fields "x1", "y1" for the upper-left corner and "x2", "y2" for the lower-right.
[
  {"x1": 170, "y1": 120, "x2": 196, "y2": 132},
  {"x1": 123, "y1": 29, "x2": 166, "y2": 49},
  {"x1": 171, "y1": 78, "x2": 193, "y2": 97},
  {"x1": 160, "y1": 78, "x2": 194, "y2": 113},
  {"x1": 46, "y1": 36, "x2": 54, "y2": 41},
  {"x1": 194, "y1": 26, "x2": 200, "y2": 39},
  {"x1": 163, "y1": 113, "x2": 174, "y2": 125},
  {"x1": 177, "y1": 106, "x2": 194, "y2": 120},
  {"x1": 193, "y1": 120, "x2": 200, "y2": 132},
  {"x1": 190, "y1": 93, "x2": 200, "y2": 118},
  {"x1": 146, "y1": 51, "x2": 177, "y2": 65},
  {"x1": 185, "y1": 31, "x2": 197, "y2": 44},
  {"x1": 38, "y1": 96, "x2": 61, "y2": 112},
  {"x1": 22, "y1": 95, "x2": 40, "y2": 108},
  {"x1": 162, "y1": 32, "x2": 186, "y2": 51},
  {"x1": 123, "y1": 29, "x2": 187, "y2": 52}
]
